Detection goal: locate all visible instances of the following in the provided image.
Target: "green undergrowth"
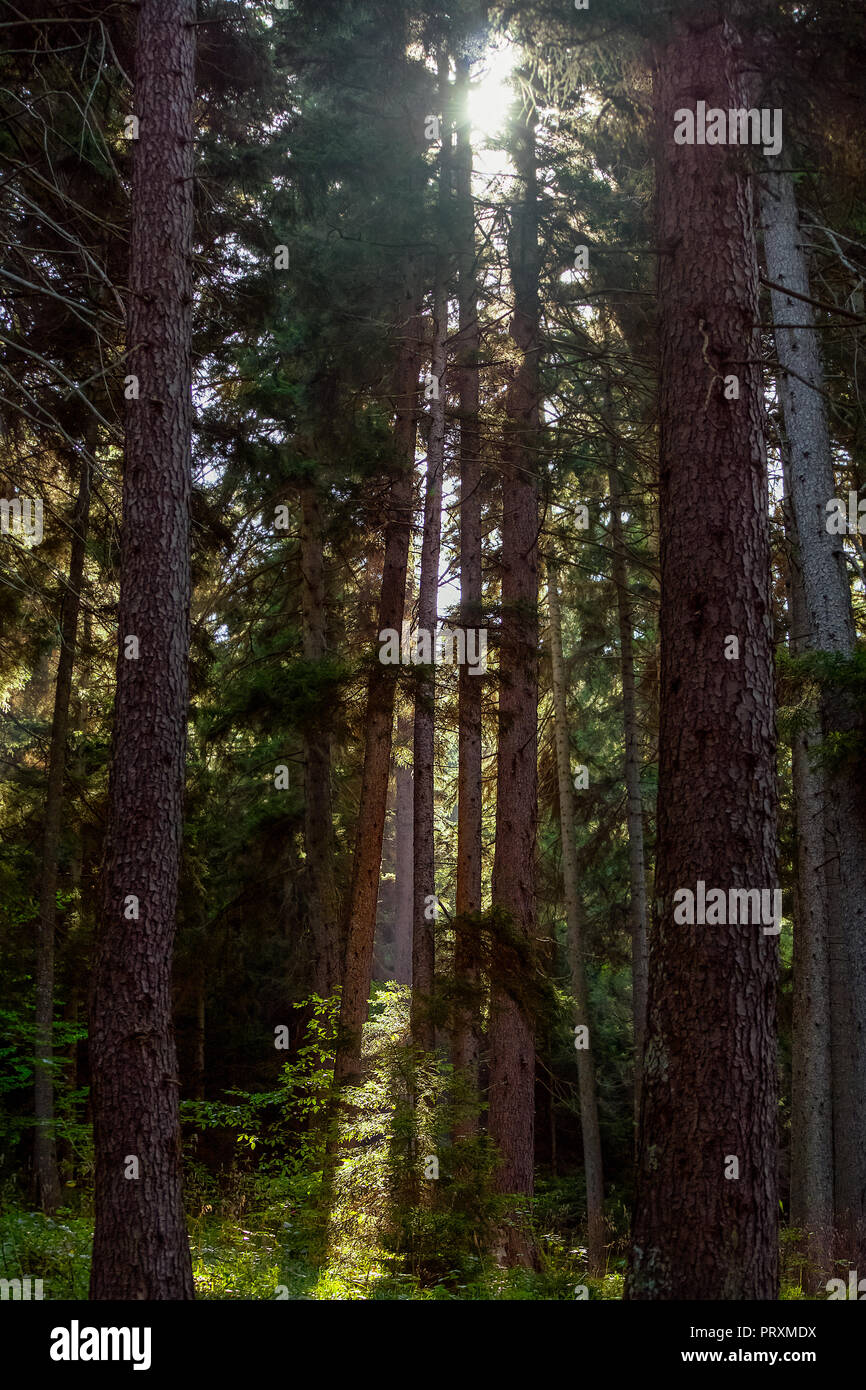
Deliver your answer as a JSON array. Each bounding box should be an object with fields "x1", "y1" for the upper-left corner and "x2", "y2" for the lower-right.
[
  {"x1": 0, "y1": 1205, "x2": 92, "y2": 1299},
  {"x1": 0, "y1": 988, "x2": 834, "y2": 1300},
  {"x1": 0, "y1": 1203, "x2": 832, "y2": 1300}
]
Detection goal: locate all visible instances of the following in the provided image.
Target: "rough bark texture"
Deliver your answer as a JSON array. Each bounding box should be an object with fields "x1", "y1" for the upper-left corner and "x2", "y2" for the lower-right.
[
  {"x1": 627, "y1": 11, "x2": 779, "y2": 1300},
  {"x1": 393, "y1": 739, "x2": 414, "y2": 986},
  {"x1": 760, "y1": 159, "x2": 866, "y2": 1258},
  {"x1": 451, "y1": 53, "x2": 483, "y2": 1131},
  {"x1": 547, "y1": 564, "x2": 605, "y2": 1275},
  {"x1": 411, "y1": 75, "x2": 447, "y2": 1050},
  {"x1": 608, "y1": 456, "x2": 648, "y2": 1132},
  {"x1": 300, "y1": 482, "x2": 341, "y2": 1000},
  {"x1": 488, "y1": 99, "x2": 539, "y2": 1250},
  {"x1": 34, "y1": 452, "x2": 91, "y2": 1213},
  {"x1": 393, "y1": 558, "x2": 416, "y2": 988},
  {"x1": 89, "y1": 0, "x2": 196, "y2": 1300},
  {"x1": 783, "y1": 469, "x2": 833, "y2": 1270},
  {"x1": 334, "y1": 276, "x2": 422, "y2": 1084}
]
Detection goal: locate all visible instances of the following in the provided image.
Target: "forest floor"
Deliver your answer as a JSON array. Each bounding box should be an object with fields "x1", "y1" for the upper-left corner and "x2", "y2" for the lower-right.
[
  {"x1": 0, "y1": 1200, "x2": 622, "y2": 1295},
  {"x1": 0, "y1": 991, "x2": 823, "y2": 1300},
  {"x1": 0, "y1": 1202, "x2": 621, "y2": 1299},
  {"x1": 0, "y1": 1203, "x2": 820, "y2": 1300}
]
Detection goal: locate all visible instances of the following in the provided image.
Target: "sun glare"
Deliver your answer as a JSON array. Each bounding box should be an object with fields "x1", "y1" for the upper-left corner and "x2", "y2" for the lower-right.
[{"x1": 467, "y1": 43, "x2": 518, "y2": 142}]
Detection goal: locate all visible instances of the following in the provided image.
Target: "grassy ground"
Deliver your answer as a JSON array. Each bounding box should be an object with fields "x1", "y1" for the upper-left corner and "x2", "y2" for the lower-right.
[
  {"x1": 0, "y1": 1200, "x2": 823, "y2": 1300},
  {"x1": 0, "y1": 1199, "x2": 626, "y2": 1300}
]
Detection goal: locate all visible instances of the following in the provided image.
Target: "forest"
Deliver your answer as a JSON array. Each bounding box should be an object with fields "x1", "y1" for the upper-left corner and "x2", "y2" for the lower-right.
[{"x1": 1, "y1": 0, "x2": 866, "y2": 1313}]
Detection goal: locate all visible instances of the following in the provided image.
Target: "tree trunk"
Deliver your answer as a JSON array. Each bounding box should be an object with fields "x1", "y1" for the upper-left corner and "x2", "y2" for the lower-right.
[
  {"x1": 452, "y1": 52, "x2": 483, "y2": 1134},
  {"x1": 394, "y1": 738, "x2": 414, "y2": 986},
  {"x1": 760, "y1": 157, "x2": 866, "y2": 1260},
  {"x1": 334, "y1": 273, "x2": 422, "y2": 1084},
  {"x1": 627, "y1": 10, "x2": 779, "y2": 1300},
  {"x1": 783, "y1": 462, "x2": 833, "y2": 1273},
  {"x1": 488, "y1": 96, "x2": 539, "y2": 1261},
  {"x1": 300, "y1": 482, "x2": 341, "y2": 1000},
  {"x1": 89, "y1": 0, "x2": 196, "y2": 1300},
  {"x1": 34, "y1": 450, "x2": 91, "y2": 1214},
  {"x1": 608, "y1": 455, "x2": 648, "y2": 1134},
  {"x1": 547, "y1": 563, "x2": 605, "y2": 1276},
  {"x1": 411, "y1": 57, "x2": 448, "y2": 1052}
]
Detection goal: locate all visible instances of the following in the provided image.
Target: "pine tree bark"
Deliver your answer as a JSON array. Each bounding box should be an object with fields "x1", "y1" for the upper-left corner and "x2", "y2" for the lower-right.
[
  {"x1": 783, "y1": 464, "x2": 833, "y2": 1273},
  {"x1": 760, "y1": 158, "x2": 866, "y2": 1259},
  {"x1": 394, "y1": 739, "x2": 414, "y2": 986},
  {"x1": 89, "y1": 0, "x2": 196, "y2": 1300},
  {"x1": 488, "y1": 97, "x2": 539, "y2": 1256},
  {"x1": 626, "y1": 9, "x2": 779, "y2": 1300},
  {"x1": 300, "y1": 482, "x2": 341, "y2": 1000},
  {"x1": 547, "y1": 563, "x2": 605, "y2": 1276},
  {"x1": 34, "y1": 450, "x2": 91, "y2": 1214},
  {"x1": 334, "y1": 274, "x2": 422, "y2": 1084},
  {"x1": 608, "y1": 457, "x2": 648, "y2": 1132},
  {"x1": 393, "y1": 557, "x2": 416, "y2": 988},
  {"x1": 452, "y1": 53, "x2": 483, "y2": 1131},
  {"x1": 411, "y1": 63, "x2": 448, "y2": 1052}
]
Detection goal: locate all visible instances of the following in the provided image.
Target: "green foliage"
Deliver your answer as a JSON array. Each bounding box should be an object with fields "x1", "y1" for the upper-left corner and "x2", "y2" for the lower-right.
[
  {"x1": 181, "y1": 993, "x2": 341, "y2": 1221},
  {"x1": 0, "y1": 1205, "x2": 92, "y2": 1300},
  {"x1": 777, "y1": 645, "x2": 866, "y2": 772},
  {"x1": 2, "y1": 0, "x2": 863, "y2": 1304},
  {"x1": 0, "y1": 997, "x2": 90, "y2": 1182}
]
